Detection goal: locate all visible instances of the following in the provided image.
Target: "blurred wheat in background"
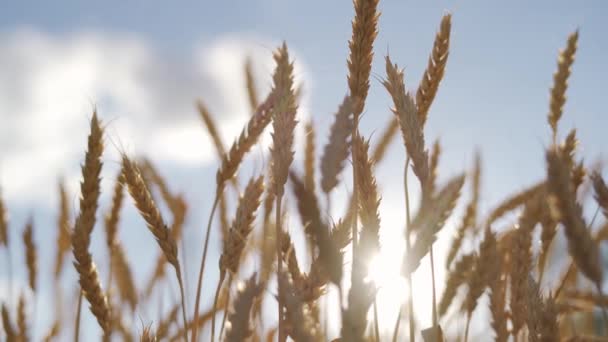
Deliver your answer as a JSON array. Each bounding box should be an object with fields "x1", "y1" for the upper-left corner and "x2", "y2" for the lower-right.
[{"x1": 1, "y1": 0, "x2": 608, "y2": 341}]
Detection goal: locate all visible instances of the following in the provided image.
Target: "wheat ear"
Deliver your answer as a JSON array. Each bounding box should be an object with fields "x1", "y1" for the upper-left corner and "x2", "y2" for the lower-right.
[
  {"x1": 54, "y1": 181, "x2": 71, "y2": 278},
  {"x1": 22, "y1": 218, "x2": 37, "y2": 293},
  {"x1": 245, "y1": 57, "x2": 259, "y2": 112},
  {"x1": 70, "y1": 112, "x2": 111, "y2": 337},
  {"x1": 212, "y1": 176, "x2": 264, "y2": 341},
  {"x1": 591, "y1": 172, "x2": 608, "y2": 219},
  {"x1": 121, "y1": 156, "x2": 187, "y2": 342},
  {"x1": 16, "y1": 294, "x2": 26, "y2": 342},
  {"x1": 197, "y1": 100, "x2": 227, "y2": 158},
  {"x1": 416, "y1": 14, "x2": 451, "y2": 125},
  {"x1": 548, "y1": 30, "x2": 578, "y2": 141},
  {"x1": 191, "y1": 92, "x2": 276, "y2": 342},
  {"x1": 438, "y1": 253, "x2": 474, "y2": 317},
  {"x1": 224, "y1": 274, "x2": 262, "y2": 342},
  {"x1": 320, "y1": 96, "x2": 354, "y2": 194},
  {"x1": 2, "y1": 304, "x2": 15, "y2": 341}
]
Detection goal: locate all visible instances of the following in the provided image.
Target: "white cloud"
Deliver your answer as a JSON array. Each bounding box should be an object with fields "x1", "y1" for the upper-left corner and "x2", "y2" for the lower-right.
[{"x1": 0, "y1": 30, "x2": 309, "y2": 204}]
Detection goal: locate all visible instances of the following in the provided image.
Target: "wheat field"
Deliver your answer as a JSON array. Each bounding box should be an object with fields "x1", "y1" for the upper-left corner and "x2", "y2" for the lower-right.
[{"x1": 1, "y1": 1, "x2": 608, "y2": 342}]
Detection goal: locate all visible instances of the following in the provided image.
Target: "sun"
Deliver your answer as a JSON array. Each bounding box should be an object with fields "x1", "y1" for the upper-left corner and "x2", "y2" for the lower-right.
[{"x1": 365, "y1": 230, "x2": 436, "y2": 335}]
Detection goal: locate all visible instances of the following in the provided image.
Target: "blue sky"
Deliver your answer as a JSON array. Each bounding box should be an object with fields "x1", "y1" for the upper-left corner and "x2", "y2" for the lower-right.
[{"x1": 1, "y1": 1, "x2": 607, "y2": 340}]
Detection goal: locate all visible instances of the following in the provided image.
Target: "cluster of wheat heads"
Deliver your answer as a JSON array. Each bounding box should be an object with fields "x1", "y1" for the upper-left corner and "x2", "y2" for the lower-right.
[{"x1": 1, "y1": 1, "x2": 607, "y2": 342}]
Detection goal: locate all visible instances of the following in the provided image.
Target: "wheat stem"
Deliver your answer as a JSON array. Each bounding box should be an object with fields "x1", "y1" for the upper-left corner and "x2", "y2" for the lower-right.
[
  {"x1": 464, "y1": 312, "x2": 471, "y2": 342},
  {"x1": 373, "y1": 299, "x2": 380, "y2": 341},
  {"x1": 74, "y1": 292, "x2": 82, "y2": 342},
  {"x1": 430, "y1": 245, "x2": 438, "y2": 326},
  {"x1": 191, "y1": 195, "x2": 220, "y2": 342},
  {"x1": 218, "y1": 275, "x2": 233, "y2": 341},
  {"x1": 404, "y1": 157, "x2": 415, "y2": 342},
  {"x1": 210, "y1": 271, "x2": 225, "y2": 342}
]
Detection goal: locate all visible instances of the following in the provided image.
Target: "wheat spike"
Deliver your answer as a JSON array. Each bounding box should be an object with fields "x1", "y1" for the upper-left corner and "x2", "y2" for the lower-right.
[
  {"x1": 2, "y1": 304, "x2": 15, "y2": 341},
  {"x1": 320, "y1": 96, "x2": 354, "y2": 194},
  {"x1": 591, "y1": 172, "x2": 608, "y2": 219},
  {"x1": 489, "y1": 248, "x2": 507, "y2": 342},
  {"x1": 224, "y1": 274, "x2": 262, "y2": 342},
  {"x1": 353, "y1": 134, "x2": 381, "y2": 260},
  {"x1": 245, "y1": 57, "x2": 259, "y2": 111},
  {"x1": 290, "y1": 172, "x2": 343, "y2": 286},
  {"x1": 417, "y1": 14, "x2": 451, "y2": 125},
  {"x1": 304, "y1": 120, "x2": 316, "y2": 192},
  {"x1": 70, "y1": 111, "x2": 111, "y2": 335},
  {"x1": 112, "y1": 243, "x2": 138, "y2": 311},
  {"x1": 220, "y1": 176, "x2": 264, "y2": 276},
  {"x1": 370, "y1": 117, "x2": 399, "y2": 164},
  {"x1": 270, "y1": 42, "x2": 298, "y2": 199},
  {"x1": 384, "y1": 56, "x2": 430, "y2": 188},
  {"x1": 465, "y1": 228, "x2": 497, "y2": 316},
  {"x1": 22, "y1": 218, "x2": 37, "y2": 292},
  {"x1": 509, "y1": 199, "x2": 540, "y2": 336},
  {"x1": 17, "y1": 294, "x2": 26, "y2": 342},
  {"x1": 54, "y1": 181, "x2": 71, "y2": 278},
  {"x1": 403, "y1": 174, "x2": 465, "y2": 275},
  {"x1": 0, "y1": 190, "x2": 7, "y2": 247},
  {"x1": 197, "y1": 100, "x2": 226, "y2": 158},
  {"x1": 279, "y1": 271, "x2": 322, "y2": 342},
  {"x1": 347, "y1": 0, "x2": 380, "y2": 117},
  {"x1": 105, "y1": 169, "x2": 125, "y2": 251},
  {"x1": 217, "y1": 93, "x2": 275, "y2": 194},
  {"x1": 446, "y1": 154, "x2": 480, "y2": 268},
  {"x1": 548, "y1": 30, "x2": 578, "y2": 139},
  {"x1": 547, "y1": 149, "x2": 602, "y2": 285},
  {"x1": 485, "y1": 182, "x2": 545, "y2": 228},
  {"x1": 438, "y1": 253, "x2": 474, "y2": 317}
]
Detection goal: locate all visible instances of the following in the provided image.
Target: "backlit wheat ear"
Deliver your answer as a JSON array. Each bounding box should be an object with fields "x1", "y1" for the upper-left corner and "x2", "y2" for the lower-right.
[
  {"x1": 347, "y1": 0, "x2": 380, "y2": 118},
  {"x1": 353, "y1": 134, "x2": 381, "y2": 260},
  {"x1": 245, "y1": 57, "x2": 259, "y2": 111},
  {"x1": 417, "y1": 13, "x2": 451, "y2": 125},
  {"x1": 548, "y1": 30, "x2": 578, "y2": 140},
  {"x1": 591, "y1": 172, "x2": 608, "y2": 219},
  {"x1": 2, "y1": 304, "x2": 15, "y2": 341},
  {"x1": 54, "y1": 181, "x2": 71, "y2": 278},
  {"x1": 22, "y1": 218, "x2": 37, "y2": 293},
  {"x1": 371, "y1": 116, "x2": 399, "y2": 164},
  {"x1": 403, "y1": 174, "x2": 465, "y2": 275},
  {"x1": 304, "y1": 120, "x2": 316, "y2": 193},
  {"x1": 446, "y1": 154, "x2": 480, "y2": 268},
  {"x1": 464, "y1": 228, "x2": 497, "y2": 339},
  {"x1": 17, "y1": 294, "x2": 27, "y2": 342},
  {"x1": 320, "y1": 96, "x2": 354, "y2": 194},
  {"x1": 279, "y1": 271, "x2": 322, "y2": 342},
  {"x1": 224, "y1": 274, "x2": 262, "y2": 342},
  {"x1": 112, "y1": 243, "x2": 137, "y2": 311},
  {"x1": 121, "y1": 156, "x2": 187, "y2": 342},
  {"x1": 546, "y1": 150, "x2": 602, "y2": 285},
  {"x1": 216, "y1": 93, "x2": 275, "y2": 194},
  {"x1": 384, "y1": 56, "x2": 429, "y2": 189},
  {"x1": 219, "y1": 176, "x2": 264, "y2": 276},
  {"x1": 509, "y1": 198, "x2": 540, "y2": 337},
  {"x1": 70, "y1": 111, "x2": 111, "y2": 336},
  {"x1": 105, "y1": 169, "x2": 125, "y2": 251},
  {"x1": 489, "y1": 248, "x2": 507, "y2": 342},
  {"x1": 0, "y1": 190, "x2": 7, "y2": 247},
  {"x1": 197, "y1": 99, "x2": 227, "y2": 158},
  {"x1": 485, "y1": 182, "x2": 545, "y2": 228},
  {"x1": 270, "y1": 42, "x2": 298, "y2": 199},
  {"x1": 290, "y1": 172, "x2": 342, "y2": 286},
  {"x1": 438, "y1": 253, "x2": 474, "y2": 317}
]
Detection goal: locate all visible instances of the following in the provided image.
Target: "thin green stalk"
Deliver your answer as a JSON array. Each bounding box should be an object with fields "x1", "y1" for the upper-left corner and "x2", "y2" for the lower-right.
[{"x1": 192, "y1": 195, "x2": 220, "y2": 342}]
